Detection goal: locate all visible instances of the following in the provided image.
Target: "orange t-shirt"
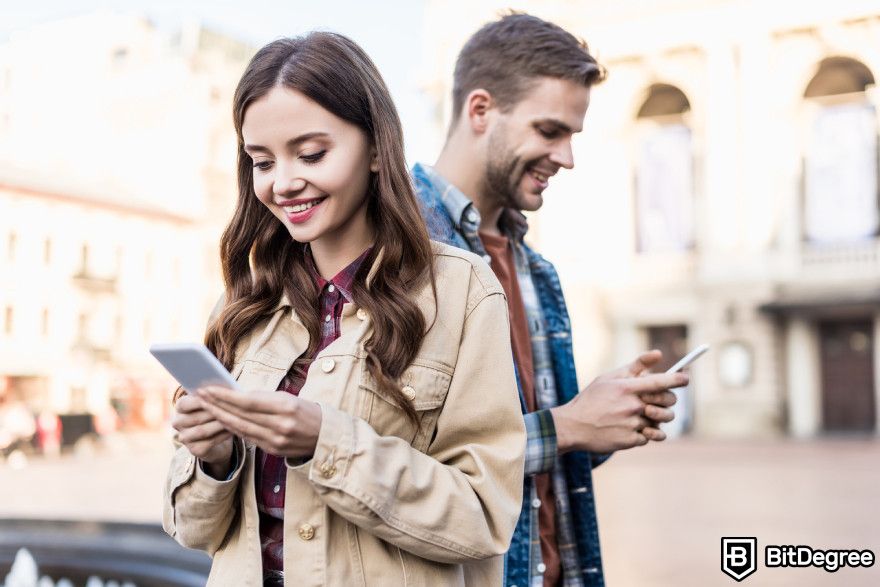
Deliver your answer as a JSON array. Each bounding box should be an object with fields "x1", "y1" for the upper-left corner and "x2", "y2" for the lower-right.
[{"x1": 479, "y1": 231, "x2": 561, "y2": 587}]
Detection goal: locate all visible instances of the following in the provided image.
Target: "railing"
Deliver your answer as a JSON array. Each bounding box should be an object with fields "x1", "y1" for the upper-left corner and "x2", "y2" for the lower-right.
[{"x1": 0, "y1": 519, "x2": 210, "y2": 587}]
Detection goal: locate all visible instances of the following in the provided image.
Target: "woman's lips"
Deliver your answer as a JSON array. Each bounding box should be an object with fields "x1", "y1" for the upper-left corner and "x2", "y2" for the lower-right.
[{"x1": 281, "y1": 196, "x2": 327, "y2": 224}]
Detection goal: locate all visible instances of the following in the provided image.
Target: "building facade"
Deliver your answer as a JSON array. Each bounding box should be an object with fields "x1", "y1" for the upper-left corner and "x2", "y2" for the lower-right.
[
  {"x1": 0, "y1": 13, "x2": 252, "y2": 428},
  {"x1": 421, "y1": 0, "x2": 880, "y2": 437}
]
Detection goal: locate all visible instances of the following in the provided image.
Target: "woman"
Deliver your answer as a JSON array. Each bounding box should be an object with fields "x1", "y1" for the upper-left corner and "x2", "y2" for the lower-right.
[{"x1": 162, "y1": 32, "x2": 525, "y2": 586}]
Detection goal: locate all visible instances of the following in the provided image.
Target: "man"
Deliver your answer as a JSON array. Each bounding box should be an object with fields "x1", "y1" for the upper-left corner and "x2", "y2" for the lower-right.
[{"x1": 413, "y1": 13, "x2": 688, "y2": 587}]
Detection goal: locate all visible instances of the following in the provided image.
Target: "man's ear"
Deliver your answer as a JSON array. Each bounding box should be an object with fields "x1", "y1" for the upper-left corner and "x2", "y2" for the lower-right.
[
  {"x1": 369, "y1": 146, "x2": 379, "y2": 173},
  {"x1": 465, "y1": 89, "x2": 494, "y2": 134}
]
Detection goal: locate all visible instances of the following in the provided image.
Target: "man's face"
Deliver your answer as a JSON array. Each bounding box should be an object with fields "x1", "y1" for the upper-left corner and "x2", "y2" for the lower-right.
[{"x1": 483, "y1": 77, "x2": 590, "y2": 212}]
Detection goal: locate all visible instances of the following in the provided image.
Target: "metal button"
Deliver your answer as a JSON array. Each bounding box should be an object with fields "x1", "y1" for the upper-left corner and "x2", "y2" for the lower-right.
[
  {"x1": 273, "y1": 484, "x2": 281, "y2": 494},
  {"x1": 537, "y1": 563, "x2": 546, "y2": 573},
  {"x1": 324, "y1": 314, "x2": 332, "y2": 322},
  {"x1": 531, "y1": 498, "x2": 541, "y2": 508},
  {"x1": 467, "y1": 209, "x2": 478, "y2": 223},
  {"x1": 482, "y1": 254, "x2": 492, "y2": 264},
  {"x1": 319, "y1": 461, "x2": 337, "y2": 478},
  {"x1": 356, "y1": 308, "x2": 367, "y2": 321},
  {"x1": 298, "y1": 523, "x2": 315, "y2": 541},
  {"x1": 321, "y1": 358, "x2": 335, "y2": 373},
  {"x1": 402, "y1": 385, "x2": 416, "y2": 400},
  {"x1": 327, "y1": 284, "x2": 335, "y2": 292}
]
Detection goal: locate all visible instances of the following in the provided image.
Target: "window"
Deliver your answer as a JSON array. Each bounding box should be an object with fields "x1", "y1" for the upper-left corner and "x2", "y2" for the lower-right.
[
  {"x1": 634, "y1": 84, "x2": 695, "y2": 253},
  {"x1": 43, "y1": 238, "x2": 52, "y2": 265},
  {"x1": 7, "y1": 232, "x2": 16, "y2": 262},
  {"x1": 41, "y1": 308, "x2": 49, "y2": 337},
  {"x1": 4, "y1": 306, "x2": 12, "y2": 335},
  {"x1": 78, "y1": 313, "x2": 89, "y2": 339},
  {"x1": 803, "y1": 57, "x2": 878, "y2": 243}
]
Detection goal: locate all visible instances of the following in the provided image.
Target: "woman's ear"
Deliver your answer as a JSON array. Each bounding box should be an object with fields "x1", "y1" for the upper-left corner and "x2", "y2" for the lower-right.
[{"x1": 370, "y1": 147, "x2": 379, "y2": 173}]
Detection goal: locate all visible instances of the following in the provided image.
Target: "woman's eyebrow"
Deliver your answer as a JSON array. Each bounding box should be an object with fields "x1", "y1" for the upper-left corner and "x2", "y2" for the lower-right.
[{"x1": 244, "y1": 131, "x2": 330, "y2": 153}]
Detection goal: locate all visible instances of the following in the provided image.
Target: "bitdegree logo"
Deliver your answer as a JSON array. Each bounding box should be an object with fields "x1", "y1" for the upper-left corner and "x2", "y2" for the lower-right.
[{"x1": 766, "y1": 545, "x2": 875, "y2": 573}]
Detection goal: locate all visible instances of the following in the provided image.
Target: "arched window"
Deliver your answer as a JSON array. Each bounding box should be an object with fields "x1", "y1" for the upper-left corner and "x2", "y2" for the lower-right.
[
  {"x1": 803, "y1": 57, "x2": 877, "y2": 243},
  {"x1": 634, "y1": 84, "x2": 695, "y2": 253}
]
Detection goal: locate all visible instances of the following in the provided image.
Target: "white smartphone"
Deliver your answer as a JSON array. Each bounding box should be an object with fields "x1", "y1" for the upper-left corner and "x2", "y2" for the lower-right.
[
  {"x1": 149, "y1": 342, "x2": 241, "y2": 394},
  {"x1": 665, "y1": 344, "x2": 710, "y2": 374}
]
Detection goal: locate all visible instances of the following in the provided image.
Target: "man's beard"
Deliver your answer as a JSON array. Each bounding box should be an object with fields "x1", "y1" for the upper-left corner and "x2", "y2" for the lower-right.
[{"x1": 483, "y1": 127, "x2": 532, "y2": 211}]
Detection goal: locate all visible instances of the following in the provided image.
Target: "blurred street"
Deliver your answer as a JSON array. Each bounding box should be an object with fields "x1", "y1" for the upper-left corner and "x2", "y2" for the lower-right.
[
  {"x1": 0, "y1": 434, "x2": 877, "y2": 585},
  {"x1": 594, "y1": 437, "x2": 880, "y2": 586}
]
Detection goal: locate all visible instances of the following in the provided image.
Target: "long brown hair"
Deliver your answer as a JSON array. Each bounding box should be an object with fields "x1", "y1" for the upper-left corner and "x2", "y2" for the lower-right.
[{"x1": 204, "y1": 33, "x2": 435, "y2": 423}]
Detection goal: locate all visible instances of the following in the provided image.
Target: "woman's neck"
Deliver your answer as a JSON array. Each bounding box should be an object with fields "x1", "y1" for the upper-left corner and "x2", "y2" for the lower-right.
[{"x1": 309, "y1": 216, "x2": 375, "y2": 280}]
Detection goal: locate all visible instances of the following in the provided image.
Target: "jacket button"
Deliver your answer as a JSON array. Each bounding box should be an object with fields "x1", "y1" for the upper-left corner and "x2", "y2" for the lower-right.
[
  {"x1": 321, "y1": 359, "x2": 335, "y2": 373},
  {"x1": 320, "y1": 462, "x2": 337, "y2": 478},
  {"x1": 356, "y1": 308, "x2": 367, "y2": 321},
  {"x1": 537, "y1": 563, "x2": 546, "y2": 573},
  {"x1": 298, "y1": 523, "x2": 315, "y2": 541},
  {"x1": 402, "y1": 385, "x2": 416, "y2": 400},
  {"x1": 531, "y1": 498, "x2": 541, "y2": 508}
]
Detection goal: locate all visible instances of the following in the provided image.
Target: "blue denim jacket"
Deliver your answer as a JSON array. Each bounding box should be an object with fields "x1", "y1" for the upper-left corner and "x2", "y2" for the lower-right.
[{"x1": 412, "y1": 163, "x2": 608, "y2": 587}]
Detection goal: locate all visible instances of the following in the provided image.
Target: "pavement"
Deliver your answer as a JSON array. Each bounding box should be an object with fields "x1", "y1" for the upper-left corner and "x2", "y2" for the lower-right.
[{"x1": 0, "y1": 432, "x2": 877, "y2": 586}]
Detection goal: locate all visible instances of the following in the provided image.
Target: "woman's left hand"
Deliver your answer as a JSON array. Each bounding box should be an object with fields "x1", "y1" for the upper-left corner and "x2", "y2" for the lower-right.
[{"x1": 197, "y1": 386, "x2": 323, "y2": 459}]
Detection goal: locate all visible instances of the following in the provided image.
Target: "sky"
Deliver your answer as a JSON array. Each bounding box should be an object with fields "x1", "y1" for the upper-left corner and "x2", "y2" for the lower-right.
[{"x1": 0, "y1": 0, "x2": 439, "y2": 163}]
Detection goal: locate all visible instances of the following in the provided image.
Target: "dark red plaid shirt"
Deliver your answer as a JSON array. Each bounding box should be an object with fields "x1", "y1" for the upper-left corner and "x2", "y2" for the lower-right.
[{"x1": 257, "y1": 247, "x2": 371, "y2": 575}]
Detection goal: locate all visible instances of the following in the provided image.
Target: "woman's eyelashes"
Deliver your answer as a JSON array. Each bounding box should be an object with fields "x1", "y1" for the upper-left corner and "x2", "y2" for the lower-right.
[
  {"x1": 251, "y1": 149, "x2": 326, "y2": 172},
  {"x1": 300, "y1": 149, "x2": 326, "y2": 164}
]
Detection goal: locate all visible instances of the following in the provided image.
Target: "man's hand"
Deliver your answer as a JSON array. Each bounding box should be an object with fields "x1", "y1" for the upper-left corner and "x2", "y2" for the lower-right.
[
  {"x1": 198, "y1": 386, "x2": 323, "y2": 460},
  {"x1": 550, "y1": 351, "x2": 686, "y2": 454},
  {"x1": 171, "y1": 393, "x2": 235, "y2": 479}
]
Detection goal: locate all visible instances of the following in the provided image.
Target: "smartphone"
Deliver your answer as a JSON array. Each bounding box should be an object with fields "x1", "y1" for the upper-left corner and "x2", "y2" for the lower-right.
[
  {"x1": 665, "y1": 344, "x2": 710, "y2": 374},
  {"x1": 149, "y1": 342, "x2": 241, "y2": 394}
]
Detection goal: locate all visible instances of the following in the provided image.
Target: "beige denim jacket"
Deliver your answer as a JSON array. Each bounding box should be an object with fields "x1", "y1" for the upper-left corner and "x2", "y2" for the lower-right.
[{"x1": 162, "y1": 241, "x2": 526, "y2": 586}]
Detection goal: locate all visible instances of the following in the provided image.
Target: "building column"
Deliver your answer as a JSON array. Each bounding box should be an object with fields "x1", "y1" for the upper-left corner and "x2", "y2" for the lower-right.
[
  {"x1": 785, "y1": 317, "x2": 820, "y2": 437},
  {"x1": 873, "y1": 313, "x2": 880, "y2": 436}
]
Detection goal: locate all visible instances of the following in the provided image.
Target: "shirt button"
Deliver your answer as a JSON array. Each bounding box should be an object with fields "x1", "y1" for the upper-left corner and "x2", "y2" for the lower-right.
[
  {"x1": 321, "y1": 358, "x2": 335, "y2": 373},
  {"x1": 356, "y1": 308, "x2": 367, "y2": 321},
  {"x1": 482, "y1": 254, "x2": 492, "y2": 264},
  {"x1": 531, "y1": 498, "x2": 541, "y2": 508},
  {"x1": 467, "y1": 209, "x2": 478, "y2": 223},
  {"x1": 298, "y1": 523, "x2": 315, "y2": 541},
  {"x1": 319, "y1": 461, "x2": 337, "y2": 478},
  {"x1": 273, "y1": 484, "x2": 281, "y2": 494},
  {"x1": 537, "y1": 563, "x2": 546, "y2": 573},
  {"x1": 324, "y1": 314, "x2": 332, "y2": 322},
  {"x1": 327, "y1": 284, "x2": 335, "y2": 292},
  {"x1": 402, "y1": 385, "x2": 416, "y2": 400}
]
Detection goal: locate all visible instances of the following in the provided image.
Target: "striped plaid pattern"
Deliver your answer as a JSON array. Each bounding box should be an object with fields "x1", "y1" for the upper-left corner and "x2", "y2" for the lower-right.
[
  {"x1": 256, "y1": 248, "x2": 370, "y2": 576},
  {"x1": 421, "y1": 163, "x2": 582, "y2": 586}
]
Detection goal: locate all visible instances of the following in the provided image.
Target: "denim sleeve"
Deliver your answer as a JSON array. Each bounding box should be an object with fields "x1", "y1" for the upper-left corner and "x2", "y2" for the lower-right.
[{"x1": 523, "y1": 409, "x2": 558, "y2": 475}]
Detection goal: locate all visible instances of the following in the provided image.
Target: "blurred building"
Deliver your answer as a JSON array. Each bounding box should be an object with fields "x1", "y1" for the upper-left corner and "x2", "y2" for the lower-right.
[
  {"x1": 0, "y1": 13, "x2": 252, "y2": 428},
  {"x1": 421, "y1": 0, "x2": 880, "y2": 437}
]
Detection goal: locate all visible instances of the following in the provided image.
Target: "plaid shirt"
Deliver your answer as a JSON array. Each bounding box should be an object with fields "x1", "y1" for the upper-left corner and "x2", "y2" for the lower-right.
[
  {"x1": 256, "y1": 247, "x2": 371, "y2": 576},
  {"x1": 413, "y1": 164, "x2": 583, "y2": 587}
]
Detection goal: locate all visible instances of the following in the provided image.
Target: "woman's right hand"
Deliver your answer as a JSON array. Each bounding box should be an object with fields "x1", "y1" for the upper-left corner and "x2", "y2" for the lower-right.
[{"x1": 171, "y1": 393, "x2": 234, "y2": 479}]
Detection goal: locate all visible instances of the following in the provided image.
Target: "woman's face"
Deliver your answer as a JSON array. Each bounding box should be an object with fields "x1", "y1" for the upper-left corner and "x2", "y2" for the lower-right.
[{"x1": 242, "y1": 86, "x2": 377, "y2": 250}]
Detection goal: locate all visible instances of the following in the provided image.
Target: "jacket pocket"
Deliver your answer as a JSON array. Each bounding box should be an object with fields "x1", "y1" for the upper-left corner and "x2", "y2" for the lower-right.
[{"x1": 358, "y1": 359, "x2": 452, "y2": 451}]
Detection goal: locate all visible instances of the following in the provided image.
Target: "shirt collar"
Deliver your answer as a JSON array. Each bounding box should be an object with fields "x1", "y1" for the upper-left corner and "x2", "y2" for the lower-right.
[
  {"x1": 307, "y1": 246, "x2": 373, "y2": 303},
  {"x1": 415, "y1": 162, "x2": 530, "y2": 242}
]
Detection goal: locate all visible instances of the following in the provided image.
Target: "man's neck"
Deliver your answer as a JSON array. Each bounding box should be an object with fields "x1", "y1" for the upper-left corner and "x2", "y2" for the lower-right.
[{"x1": 434, "y1": 138, "x2": 505, "y2": 236}]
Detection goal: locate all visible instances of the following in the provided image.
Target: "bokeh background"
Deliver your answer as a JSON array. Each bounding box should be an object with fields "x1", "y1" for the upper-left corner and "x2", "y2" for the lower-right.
[{"x1": 0, "y1": 1, "x2": 878, "y2": 585}]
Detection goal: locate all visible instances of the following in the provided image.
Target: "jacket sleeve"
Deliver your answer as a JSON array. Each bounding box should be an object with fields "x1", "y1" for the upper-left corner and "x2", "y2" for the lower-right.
[
  {"x1": 162, "y1": 431, "x2": 246, "y2": 554},
  {"x1": 293, "y1": 291, "x2": 526, "y2": 563}
]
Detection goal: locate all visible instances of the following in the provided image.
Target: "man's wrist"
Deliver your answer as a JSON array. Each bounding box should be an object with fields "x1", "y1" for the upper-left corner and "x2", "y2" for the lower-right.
[{"x1": 549, "y1": 406, "x2": 574, "y2": 454}]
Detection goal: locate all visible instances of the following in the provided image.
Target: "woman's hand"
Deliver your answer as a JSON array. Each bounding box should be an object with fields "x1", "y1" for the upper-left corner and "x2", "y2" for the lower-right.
[
  {"x1": 198, "y1": 386, "x2": 323, "y2": 459},
  {"x1": 171, "y1": 393, "x2": 234, "y2": 479}
]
